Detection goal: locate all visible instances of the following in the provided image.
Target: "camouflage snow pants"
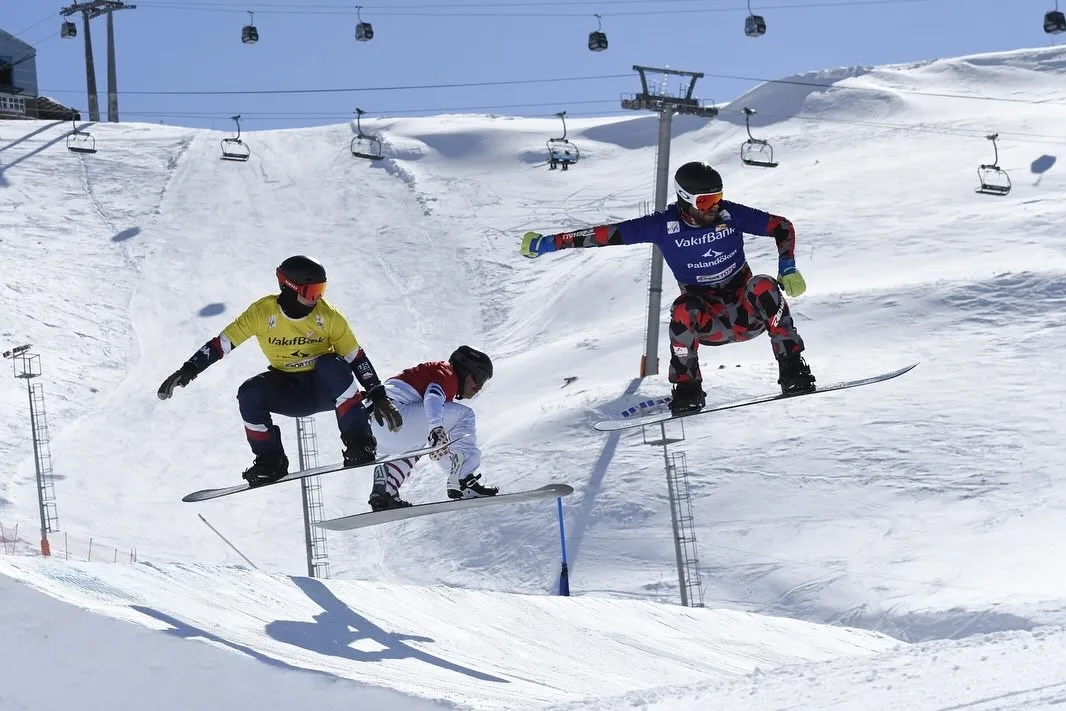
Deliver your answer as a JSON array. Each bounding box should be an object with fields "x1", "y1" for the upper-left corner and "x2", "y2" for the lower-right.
[{"x1": 668, "y1": 266, "x2": 804, "y2": 385}]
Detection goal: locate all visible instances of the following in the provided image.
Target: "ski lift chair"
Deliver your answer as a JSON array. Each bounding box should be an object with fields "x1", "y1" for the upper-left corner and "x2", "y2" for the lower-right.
[
  {"x1": 242, "y1": 11, "x2": 259, "y2": 44},
  {"x1": 351, "y1": 108, "x2": 384, "y2": 160},
  {"x1": 546, "y1": 111, "x2": 580, "y2": 171},
  {"x1": 588, "y1": 14, "x2": 608, "y2": 51},
  {"x1": 66, "y1": 113, "x2": 97, "y2": 154},
  {"x1": 740, "y1": 107, "x2": 778, "y2": 168},
  {"x1": 976, "y1": 133, "x2": 1011, "y2": 196},
  {"x1": 220, "y1": 115, "x2": 251, "y2": 161},
  {"x1": 1045, "y1": 3, "x2": 1066, "y2": 34},
  {"x1": 355, "y1": 6, "x2": 374, "y2": 41},
  {"x1": 744, "y1": 0, "x2": 767, "y2": 37},
  {"x1": 60, "y1": 21, "x2": 77, "y2": 39},
  {"x1": 548, "y1": 141, "x2": 579, "y2": 171}
]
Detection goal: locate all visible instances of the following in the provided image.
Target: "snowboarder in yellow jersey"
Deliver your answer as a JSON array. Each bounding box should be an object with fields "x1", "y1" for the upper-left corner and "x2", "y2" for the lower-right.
[{"x1": 157, "y1": 255, "x2": 403, "y2": 485}]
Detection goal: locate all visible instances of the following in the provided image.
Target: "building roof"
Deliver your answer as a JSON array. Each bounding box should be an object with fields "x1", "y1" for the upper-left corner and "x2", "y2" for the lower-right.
[
  {"x1": 37, "y1": 96, "x2": 80, "y2": 121},
  {"x1": 0, "y1": 28, "x2": 35, "y2": 53}
]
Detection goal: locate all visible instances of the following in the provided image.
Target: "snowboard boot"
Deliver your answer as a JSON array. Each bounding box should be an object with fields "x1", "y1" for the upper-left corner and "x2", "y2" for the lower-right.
[
  {"x1": 367, "y1": 480, "x2": 412, "y2": 512},
  {"x1": 447, "y1": 472, "x2": 499, "y2": 500},
  {"x1": 445, "y1": 449, "x2": 498, "y2": 499},
  {"x1": 341, "y1": 426, "x2": 378, "y2": 467},
  {"x1": 777, "y1": 352, "x2": 816, "y2": 395},
  {"x1": 242, "y1": 450, "x2": 289, "y2": 486},
  {"x1": 669, "y1": 380, "x2": 706, "y2": 416}
]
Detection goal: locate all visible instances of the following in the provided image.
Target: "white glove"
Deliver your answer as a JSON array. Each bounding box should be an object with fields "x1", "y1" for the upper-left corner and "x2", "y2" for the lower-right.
[{"x1": 427, "y1": 426, "x2": 450, "y2": 460}]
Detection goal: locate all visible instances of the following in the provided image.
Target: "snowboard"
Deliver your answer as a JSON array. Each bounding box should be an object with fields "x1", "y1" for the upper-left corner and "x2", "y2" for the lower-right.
[
  {"x1": 181, "y1": 435, "x2": 468, "y2": 503},
  {"x1": 313, "y1": 483, "x2": 575, "y2": 531},
  {"x1": 593, "y1": 363, "x2": 919, "y2": 432}
]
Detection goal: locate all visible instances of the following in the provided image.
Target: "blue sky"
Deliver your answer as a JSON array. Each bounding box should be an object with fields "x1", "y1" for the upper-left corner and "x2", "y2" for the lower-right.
[{"x1": 7, "y1": 0, "x2": 1063, "y2": 130}]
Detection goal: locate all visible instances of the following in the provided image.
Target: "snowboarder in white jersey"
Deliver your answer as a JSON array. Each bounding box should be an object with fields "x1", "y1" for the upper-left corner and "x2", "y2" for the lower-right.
[{"x1": 366, "y1": 346, "x2": 498, "y2": 511}]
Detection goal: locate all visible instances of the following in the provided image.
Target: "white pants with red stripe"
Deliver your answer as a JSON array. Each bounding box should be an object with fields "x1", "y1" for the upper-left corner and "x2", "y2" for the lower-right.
[{"x1": 370, "y1": 379, "x2": 481, "y2": 495}]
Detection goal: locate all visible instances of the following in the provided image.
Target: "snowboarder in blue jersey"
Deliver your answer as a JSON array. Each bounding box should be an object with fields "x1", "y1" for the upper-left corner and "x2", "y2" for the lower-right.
[
  {"x1": 156, "y1": 255, "x2": 404, "y2": 485},
  {"x1": 521, "y1": 161, "x2": 815, "y2": 415}
]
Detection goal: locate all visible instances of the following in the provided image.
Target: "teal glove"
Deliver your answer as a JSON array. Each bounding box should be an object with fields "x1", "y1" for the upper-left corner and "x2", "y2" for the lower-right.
[
  {"x1": 778, "y1": 258, "x2": 807, "y2": 298},
  {"x1": 521, "y1": 231, "x2": 556, "y2": 259}
]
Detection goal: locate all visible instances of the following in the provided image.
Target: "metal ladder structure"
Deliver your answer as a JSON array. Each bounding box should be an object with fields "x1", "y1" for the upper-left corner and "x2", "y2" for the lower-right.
[
  {"x1": 642, "y1": 420, "x2": 705, "y2": 607},
  {"x1": 28, "y1": 382, "x2": 60, "y2": 537},
  {"x1": 296, "y1": 417, "x2": 330, "y2": 579},
  {"x1": 4, "y1": 345, "x2": 60, "y2": 555}
]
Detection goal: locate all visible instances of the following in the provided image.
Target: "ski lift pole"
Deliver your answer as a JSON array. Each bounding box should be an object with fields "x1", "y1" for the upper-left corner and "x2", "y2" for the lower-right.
[
  {"x1": 556, "y1": 496, "x2": 570, "y2": 595},
  {"x1": 620, "y1": 65, "x2": 718, "y2": 376},
  {"x1": 4, "y1": 344, "x2": 54, "y2": 557}
]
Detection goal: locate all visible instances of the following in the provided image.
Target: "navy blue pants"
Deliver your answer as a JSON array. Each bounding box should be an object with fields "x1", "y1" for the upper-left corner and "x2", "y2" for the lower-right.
[{"x1": 236, "y1": 355, "x2": 371, "y2": 455}]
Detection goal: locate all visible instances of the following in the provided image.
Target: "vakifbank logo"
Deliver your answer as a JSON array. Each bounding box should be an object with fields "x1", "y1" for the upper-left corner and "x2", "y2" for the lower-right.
[{"x1": 674, "y1": 228, "x2": 732, "y2": 248}]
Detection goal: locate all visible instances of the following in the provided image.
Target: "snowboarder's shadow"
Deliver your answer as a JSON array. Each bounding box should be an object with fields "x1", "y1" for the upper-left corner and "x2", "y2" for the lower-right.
[
  {"x1": 267, "y1": 576, "x2": 507, "y2": 683},
  {"x1": 131, "y1": 604, "x2": 335, "y2": 679}
]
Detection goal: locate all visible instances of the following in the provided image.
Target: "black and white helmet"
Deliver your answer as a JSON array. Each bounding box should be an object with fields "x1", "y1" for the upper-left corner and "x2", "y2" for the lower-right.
[
  {"x1": 674, "y1": 161, "x2": 723, "y2": 208},
  {"x1": 276, "y1": 255, "x2": 327, "y2": 302},
  {"x1": 674, "y1": 161, "x2": 724, "y2": 226},
  {"x1": 449, "y1": 345, "x2": 493, "y2": 391}
]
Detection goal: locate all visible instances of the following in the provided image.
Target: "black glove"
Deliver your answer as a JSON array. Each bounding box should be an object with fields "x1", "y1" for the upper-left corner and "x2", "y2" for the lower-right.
[
  {"x1": 427, "y1": 425, "x2": 450, "y2": 460},
  {"x1": 366, "y1": 384, "x2": 403, "y2": 432},
  {"x1": 157, "y1": 362, "x2": 199, "y2": 400}
]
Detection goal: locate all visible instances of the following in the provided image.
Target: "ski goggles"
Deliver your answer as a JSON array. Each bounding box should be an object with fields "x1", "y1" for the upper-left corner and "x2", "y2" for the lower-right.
[
  {"x1": 676, "y1": 185, "x2": 723, "y2": 212},
  {"x1": 277, "y1": 271, "x2": 327, "y2": 302},
  {"x1": 464, "y1": 373, "x2": 490, "y2": 398}
]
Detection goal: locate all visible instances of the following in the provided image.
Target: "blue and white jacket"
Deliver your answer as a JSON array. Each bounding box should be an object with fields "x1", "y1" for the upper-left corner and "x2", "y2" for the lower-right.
[{"x1": 537, "y1": 200, "x2": 797, "y2": 288}]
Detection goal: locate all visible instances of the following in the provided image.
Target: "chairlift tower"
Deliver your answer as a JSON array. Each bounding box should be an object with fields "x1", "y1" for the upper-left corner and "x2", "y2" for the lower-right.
[
  {"x1": 60, "y1": 1, "x2": 137, "y2": 122},
  {"x1": 296, "y1": 417, "x2": 330, "y2": 579},
  {"x1": 639, "y1": 418, "x2": 705, "y2": 607},
  {"x1": 60, "y1": 4, "x2": 100, "y2": 121},
  {"x1": 3, "y1": 345, "x2": 60, "y2": 557},
  {"x1": 621, "y1": 65, "x2": 718, "y2": 377}
]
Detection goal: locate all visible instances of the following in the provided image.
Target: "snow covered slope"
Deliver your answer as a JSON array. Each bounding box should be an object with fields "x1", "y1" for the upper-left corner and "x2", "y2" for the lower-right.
[{"x1": 1, "y1": 44, "x2": 1065, "y2": 710}]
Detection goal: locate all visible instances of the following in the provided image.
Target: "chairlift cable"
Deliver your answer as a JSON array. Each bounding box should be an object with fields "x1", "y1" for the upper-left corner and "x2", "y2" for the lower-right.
[
  {"x1": 112, "y1": 103, "x2": 1066, "y2": 145},
  {"x1": 11, "y1": 13, "x2": 57, "y2": 38},
  {"x1": 40, "y1": 67, "x2": 1065, "y2": 109},
  {"x1": 137, "y1": 0, "x2": 953, "y2": 17},
  {"x1": 42, "y1": 73, "x2": 634, "y2": 96},
  {"x1": 133, "y1": 0, "x2": 795, "y2": 8},
  {"x1": 23, "y1": 30, "x2": 61, "y2": 47},
  {"x1": 117, "y1": 98, "x2": 617, "y2": 119}
]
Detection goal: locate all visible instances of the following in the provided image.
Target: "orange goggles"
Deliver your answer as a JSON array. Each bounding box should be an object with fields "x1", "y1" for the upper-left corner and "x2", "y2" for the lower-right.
[
  {"x1": 676, "y1": 185, "x2": 723, "y2": 212},
  {"x1": 278, "y1": 271, "x2": 326, "y2": 301}
]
